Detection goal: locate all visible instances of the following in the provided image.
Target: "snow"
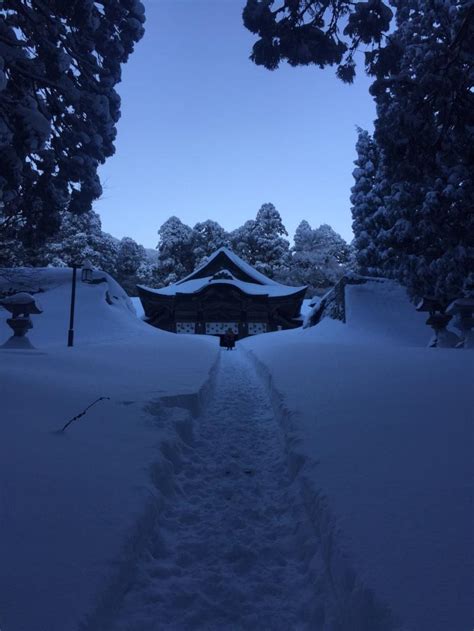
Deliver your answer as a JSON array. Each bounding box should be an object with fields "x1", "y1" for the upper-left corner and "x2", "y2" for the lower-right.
[
  {"x1": 242, "y1": 280, "x2": 474, "y2": 631},
  {"x1": 1, "y1": 271, "x2": 472, "y2": 631},
  {"x1": 176, "y1": 246, "x2": 282, "y2": 287},
  {"x1": 140, "y1": 246, "x2": 306, "y2": 298},
  {"x1": 140, "y1": 275, "x2": 305, "y2": 298},
  {"x1": 344, "y1": 280, "x2": 429, "y2": 346},
  {"x1": 130, "y1": 295, "x2": 145, "y2": 319},
  {"x1": 0, "y1": 268, "x2": 219, "y2": 631},
  {"x1": 102, "y1": 352, "x2": 318, "y2": 630},
  {"x1": 300, "y1": 297, "x2": 319, "y2": 321},
  {"x1": 0, "y1": 291, "x2": 41, "y2": 306}
]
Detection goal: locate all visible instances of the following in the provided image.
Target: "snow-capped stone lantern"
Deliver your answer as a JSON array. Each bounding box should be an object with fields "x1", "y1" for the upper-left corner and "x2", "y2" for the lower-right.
[
  {"x1": 81, "y1": 259, "x2": 94, "y2": 283},
  {"x1": 416, "y1": 296, "x2": 460, "y2": 348},
  {"x1": 446, "y1": 299, "x2": 474, "y2": 349},
  {"x1": 0, "y1": 292, "x2": 43, "y2": 349}
]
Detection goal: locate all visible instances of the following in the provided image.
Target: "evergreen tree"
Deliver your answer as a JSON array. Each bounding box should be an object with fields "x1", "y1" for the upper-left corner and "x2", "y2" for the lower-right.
[
  {"x1": 293, "y1": 220, "x2": 314, "y2": 254},
  {"x1": 191, "y1": 220, "x2": 229, "y2": 266},
  {"x1": 135, "y1": 259, "x2": 157, "y2": 287},
  {"x1": 251, "y1": 203, "x2": 291, "y2": 278},
  {"x1": 369, "y1": 0, "x2": 474, "y2": 301},
  {"x1": 243, "y1": 0, "x2": 393, "y2": 81},
  {"x1": 290, "y1": 220, "x2": 349, "y2": 292},
  {"x1": 351, "y1": 129, "x2": 385, "y2": 276},
  {"x1": 230, "y1": 204, "x2": 290, "y2": 279},
  {"x1": 245, "y1": 0, "x2": 474, "y2": 302},
  {"x1": 0, "y1": 0, "x2": 145, "y2": 248},
  {"x1": 116, "y1": 237, "x2": 147, "y2": 278},
  {"x1": 39, "y1": 210, "x2": 118, "y2": 273},
  {"x1": 313, "y1": 224, "x2": 351, "y2": 265},
  {"x1": 115, "y1": 237, "x2": 148, "y2": 294},
  {"x1": 155, "y1": 216, "x2": 194, "y2": 285},
  {"x1": 0, "y1": 234, "x2": 27, "y2": 267},
  {"x1": 229, "y1": 219, "x2": 259, "y2": 265}
]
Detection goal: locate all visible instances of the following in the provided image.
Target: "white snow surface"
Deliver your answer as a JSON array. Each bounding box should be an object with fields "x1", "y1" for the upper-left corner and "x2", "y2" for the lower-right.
[
  {"x1": 242, "y1": 281, "x2": 474, "y2": 631},
  {"x1": 176, "y1": 246, "x2": 282, "y2": 287},
  {"x1": 141, "y1": 275, "x2": 304, "y2": 298},
  {"x1": 104, "y1": 351, "x2": 317, "y2": 630},
  {"x1": 1, "y1": 272, "x2": 472, "y2": 631},
  {"x1": 130, "y1": 295, "x2": 145, "y2": 319},
  {"x1": 138, "y1": 246, "x2": 305, "y2": 298},
  {"x1": 0, "y1": 268, "x2": 219, "y2": 631}
]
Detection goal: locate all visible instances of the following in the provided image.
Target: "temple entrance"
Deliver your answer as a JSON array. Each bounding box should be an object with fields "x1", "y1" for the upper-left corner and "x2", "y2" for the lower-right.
[{"x1": 205, "y1": 322, "x2": 238, "y2": 335}]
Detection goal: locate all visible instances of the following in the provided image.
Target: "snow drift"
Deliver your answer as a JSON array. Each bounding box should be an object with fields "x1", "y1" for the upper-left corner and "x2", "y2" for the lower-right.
[
  {"x1": 0, "y1": 268, "x2": 219, "y2": 631},
  {"x1": 243, "y1": 280, "x2": 474, "y2": 631}
]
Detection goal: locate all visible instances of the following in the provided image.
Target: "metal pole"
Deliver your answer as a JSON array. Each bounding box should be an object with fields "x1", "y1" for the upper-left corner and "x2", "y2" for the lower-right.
[{"x1": 68, "y1": 265, "x2": 77, "y2": 347}]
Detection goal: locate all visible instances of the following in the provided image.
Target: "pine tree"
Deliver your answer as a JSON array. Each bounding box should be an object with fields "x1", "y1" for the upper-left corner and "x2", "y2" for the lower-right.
[
  {"x1": 289, "y1": 220, "x2": 349, "y2": 293},
  {"x1": 293, "y1": 220, "x2": 314, "y2": 253},
  {"x1": 155, "y1": 216, "x2": 194, "y2": 285},
  {"x1": 116, "y1": 237, "x2": 147, "y2": 277},
  {"x1": 39, "y1": 210, "x2": 118, "y2": 273},
  {"x1": 0, "y1": 0, "x2": 145, "y2": 248},
  {"x1": 191, "y1": 220, "x2": 229, "y2": 266},
  {"x1": 350, "y1": 128, "x2": 387, "y2": 276},
  {"x1": 252, "y1": 203, "x2": 291, "y2": 278},
  {"x1": 115, "y1": 237, "x2": 147, "y2": 294},
  {"x1": 368, "y1": 0, "x2": 474, "y2": 301},
  {"x1": 230, "y1": 204, "x2": 290, "y2": 279},
  {"x1": 243, "y1": 0, "x2": 393, "y2": 81},
  {"x1": 229, "y1": 219, "x2": 259, "y2": 265},
  {"x1": 135, "y1": 259, "x2": 156, "y2": 287},
  {"x1": 245, "y1": 0, "x2": 474, "y2": 302}
]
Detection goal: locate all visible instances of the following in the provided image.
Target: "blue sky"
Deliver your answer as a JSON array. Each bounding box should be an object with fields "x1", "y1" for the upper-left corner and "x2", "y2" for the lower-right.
[{"x1": 97, "y1": 0, "x2": 376, "y2": 248}]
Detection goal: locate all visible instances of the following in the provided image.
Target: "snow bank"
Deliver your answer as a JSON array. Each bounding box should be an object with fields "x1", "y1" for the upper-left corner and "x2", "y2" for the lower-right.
[
  {"x1": 344, "y1": 281, "x2": 429, "y2": 346},
  {"x1": 242, "y1": 282, "x2": 473, "y2": 631},
  {"x1": 307, "y1": 279, "x2": 429, "y2": 347},
  {"x1": 0, "y1": 268, "x2": 219, "y2": 631},
  {"x1": 130, "y1": 296, "x2": 145, "y2": 319}
]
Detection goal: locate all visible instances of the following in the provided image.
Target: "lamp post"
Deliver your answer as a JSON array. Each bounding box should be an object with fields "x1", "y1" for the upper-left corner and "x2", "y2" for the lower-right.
[
  {"x1": 67, "y1": 264, "x2": 79, "y2": 347},
  {"x1": 81, "y1": 259, "x2": 93, "y2": 282}
]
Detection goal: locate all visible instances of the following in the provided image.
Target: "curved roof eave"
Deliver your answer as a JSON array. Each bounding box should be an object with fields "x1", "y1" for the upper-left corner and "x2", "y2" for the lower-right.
[
  {"x1": 139, "y1": 279, "x2": 307, "y2": 299},
  {"x1": 175, "y1": 247, "x2": 282, "y2": 287}
]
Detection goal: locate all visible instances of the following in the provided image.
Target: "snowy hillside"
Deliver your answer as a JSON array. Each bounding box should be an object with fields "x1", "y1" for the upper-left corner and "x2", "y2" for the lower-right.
[
  {"x1": 0, "y1": 269, "x2": 219, "y2": 631},
  {"x1": 243, "y1": 280, "x2": 474, "y2": 631},
  {"x1": 0, "y1": 268, "x2": 141, "y2": 347}
]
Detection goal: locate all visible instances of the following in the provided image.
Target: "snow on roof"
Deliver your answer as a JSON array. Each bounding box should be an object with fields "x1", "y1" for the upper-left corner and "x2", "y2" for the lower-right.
[
  {"x1": 140, "y1": 275, "x2": 305, "y2": 298},
  {"x1": 139, "y1": 247, "x2": 306, "y2": 298},
  {"x1": 176, "y1": 247, "x2": 282, "y2": 287}
]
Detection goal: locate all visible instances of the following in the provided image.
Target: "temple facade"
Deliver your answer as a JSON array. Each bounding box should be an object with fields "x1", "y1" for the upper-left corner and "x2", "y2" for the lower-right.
[{"x1": 138, "y1": 247, "x2": 307, "y2": 337}]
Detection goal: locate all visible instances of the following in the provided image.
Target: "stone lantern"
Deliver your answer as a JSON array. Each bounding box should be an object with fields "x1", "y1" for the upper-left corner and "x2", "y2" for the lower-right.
[
  {"x1": 0, "y1": 292, "x2": 43, "y2": 349},
  {"x1": 416, "y1": 296, "x2": 460, "y2": 348},
  {"x1": 446, "y1": 299, "x2": 474, "y2": 349}
]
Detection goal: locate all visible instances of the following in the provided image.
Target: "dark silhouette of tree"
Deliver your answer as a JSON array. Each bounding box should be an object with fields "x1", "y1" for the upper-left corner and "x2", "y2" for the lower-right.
[
  {"x1": 244, "y1": 0, "x2": 474, "y2": 301},
  {"x1": 0, "y1": 0, "x2": 145, "y2": 247},
  {"x1": 243, "y1": 0, "x2": 392, "y2": 82}
]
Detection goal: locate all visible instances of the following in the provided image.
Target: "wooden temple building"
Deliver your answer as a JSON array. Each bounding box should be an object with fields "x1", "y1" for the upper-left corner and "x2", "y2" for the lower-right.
[{"x1": 138, "y1": 247, "x2": 307, "y2": 337}]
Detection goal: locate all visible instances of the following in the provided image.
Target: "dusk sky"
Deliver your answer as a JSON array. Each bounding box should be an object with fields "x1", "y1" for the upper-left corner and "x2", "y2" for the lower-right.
[{"x1": 98, "y1": 0, "x2": 376, "y2": 248}]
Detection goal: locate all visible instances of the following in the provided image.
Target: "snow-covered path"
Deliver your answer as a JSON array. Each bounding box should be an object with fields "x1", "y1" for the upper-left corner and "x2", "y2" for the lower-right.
[{"x1": 109, "y1": 349, "x2": 314, "y2": 630}]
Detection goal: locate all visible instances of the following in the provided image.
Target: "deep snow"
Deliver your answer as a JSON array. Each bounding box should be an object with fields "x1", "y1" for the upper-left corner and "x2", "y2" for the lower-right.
[
  {"x1": 103, "y1": 351, "x2": 314, "y2": 630},
  {"x1": 1, "y1": 272, "x2": 472, "y2": 631},
  {"x1": 94, "y1": 350, "x2": 397, "y2": 631},
  {"x1": 0, "y1": 269, "x2": 219, "y2": 631},
  {"x1": 243, "y1": 281, "x2": 474, "y2": 631}
]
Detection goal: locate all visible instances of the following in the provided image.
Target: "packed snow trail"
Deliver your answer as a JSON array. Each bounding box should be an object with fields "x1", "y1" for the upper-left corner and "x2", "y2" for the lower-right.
[{"x1": 109, "y1": 349, "x2": 315, "y2": 630}]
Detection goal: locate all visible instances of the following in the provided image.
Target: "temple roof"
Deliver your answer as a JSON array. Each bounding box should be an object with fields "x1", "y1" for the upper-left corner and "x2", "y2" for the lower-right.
[
  {"x1": 138, "y1": 247, "x2": 306, "y2": 299},
  {"x1": 176, "y1": 247, "x2": 281, "y2": 286}
]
